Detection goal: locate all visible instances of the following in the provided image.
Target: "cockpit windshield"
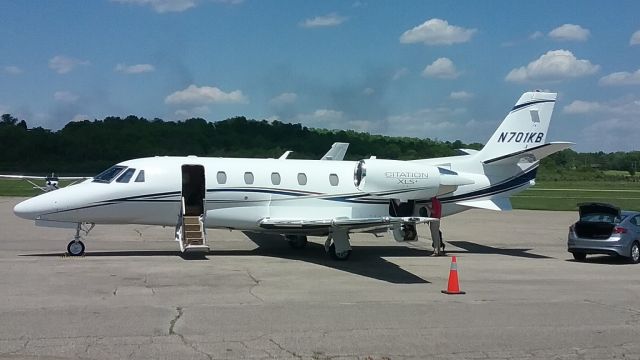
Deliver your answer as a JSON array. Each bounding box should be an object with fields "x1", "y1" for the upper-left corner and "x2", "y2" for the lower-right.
[{"x1": 93, "y1": 165, "x2": 126, "y2": 183}]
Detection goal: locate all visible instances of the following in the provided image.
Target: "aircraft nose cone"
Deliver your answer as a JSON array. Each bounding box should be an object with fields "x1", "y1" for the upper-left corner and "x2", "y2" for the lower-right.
[
  {"x1": 13, "y1": 198, "x2": 40, "y2": 220},
  {"x1": 13, "y1": 196, "x2": 59, "y2": 220}
]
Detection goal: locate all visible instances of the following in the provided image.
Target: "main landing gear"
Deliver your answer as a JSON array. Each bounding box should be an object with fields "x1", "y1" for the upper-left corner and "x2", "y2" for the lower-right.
[
  {"x1": 324, "y1": 229, "x2": 352, "y2": 261},
  {"x1": 66, "y1": 223, "x2": 95, "y2": 256},
  {"x1": 286, "y1": 235, "x2": 308, "y2": 249}
]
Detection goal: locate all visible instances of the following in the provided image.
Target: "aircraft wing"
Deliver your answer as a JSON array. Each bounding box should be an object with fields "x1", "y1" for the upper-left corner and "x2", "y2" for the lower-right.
[
  {"x1": 0, "y1": 175, "x2": 45, "y2": 180},
  {"x1": 56, "y1": 176, "x2": 89, "y2": 180},
  {"x1": 259, "y1": 216, "x2": 437, "y2": 232},
  {"x1": 0, "y1": 174, "x2": 87, "y2": 180},
  {"x1": 321, "y1": 142, "x2": 349, "y2": 160}
]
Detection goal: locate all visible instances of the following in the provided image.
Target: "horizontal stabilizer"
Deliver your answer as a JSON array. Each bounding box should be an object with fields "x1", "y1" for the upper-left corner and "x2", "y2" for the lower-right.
[
  {"x1": 456, "y1": 198, "x2": 512, "y2": 211},
  {"x1": 455, "y1": 148, "x2": 479, "y2": 156},
  {"x1": 483, "y1": 142, "x2": 573, "y2": 165}
]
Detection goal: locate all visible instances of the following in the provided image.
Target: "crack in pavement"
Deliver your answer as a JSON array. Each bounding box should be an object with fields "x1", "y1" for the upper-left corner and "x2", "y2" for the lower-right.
[
  {"x1": 269, "y1": 338, "x2": 302, "y2": 359},
  {"x1": 583, "y1": 299, "x2": 640, "y2": 326},
  {"x1": 246, "y1": 269, "x2": 265, "y2": 303},
  {"x1": 168, "y1": 306, "x2": 213, "y2": 360}
]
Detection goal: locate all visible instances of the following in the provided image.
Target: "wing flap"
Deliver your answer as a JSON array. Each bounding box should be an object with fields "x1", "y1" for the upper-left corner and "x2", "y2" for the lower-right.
[{"x1": 259, "y1": 216, "x2": 438, "y2": 231}]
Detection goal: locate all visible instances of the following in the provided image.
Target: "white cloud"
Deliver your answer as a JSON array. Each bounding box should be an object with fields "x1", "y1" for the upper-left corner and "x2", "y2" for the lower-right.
[
  {"x1": 529, "y1": 31, "x2": 544, "y2": 40},
  {"x1": 563, "y1": 97, "x2": 640, "y2": 116},
  {"x1": 363, "y1": 87, "x2": 375, "y2": 95},
  {"x1": 111, "y1": 0, "x2": 242, "y2": 13},
  {"x1": 505, "y1": 50, "x2": 599, "y2": 82},
  {"x1": 450, "y1": 91, "x2": 474, "y2": 100},
  {"x1": 115, "y1": 63, "x2": 155, "y2": 74},
  {"x1": 49, "y1": 55, "x2": 89, "y2": 74},
  {"x1": 399, "y1": 18, "x2": 476, "y2": 45},
  {"x1": 54, "y1": 91, "x2": 79, "y2": 103},
  {"x1": 299, "y1": 109, "x2": 344, "y2": 123},
  {"x1": 292, "y1": 109, "x2": 376, "y2": 133},
  {"x1": 563, "y1": 100, "x2": 605, "y2": 114},
  {"x1": 300, "y1": 13, "x2": 347, "y2": 28},
  {"x1": 599, "y1": 68, "x2": 640, "y2": 86},
  {"x1": 175, "y1": 106, "x2": 211, "y2": 118},
  {"x1": 582, "y1": 117, "x2": 640, "y2": 152},
  {"x1": 422, "y1": 57, "x2": 459, "y2": 79},
  {"x1": 392, "y1": 67, "x2": 409, "y2": 80},
  {"x1": 631, "y1": 30, "x2": 640, "y2": 46},
  {"x1": 269, "y1": 92, "x2": 298, "y2": 105},
  {"x1": 3, "y1": 66, "x2": 22, "y2": 75},
  {"x1": 165, "y1": 84, "x2": 248, "y2": 105},
  {"x1": 0, "y1": 104, "x2": 10, "y2": 114},
  {"x1": 383, "y1": 107, "x2": 493, "y2": 142},
  {"x1": 548, "y1": 24, "x2": 590, "y2": 42}
]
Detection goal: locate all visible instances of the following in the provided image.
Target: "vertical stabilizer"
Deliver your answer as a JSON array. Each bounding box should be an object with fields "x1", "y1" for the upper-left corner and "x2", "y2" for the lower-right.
[{"x1": 478, "y1": 92, "x2": 556, "y2": 162}]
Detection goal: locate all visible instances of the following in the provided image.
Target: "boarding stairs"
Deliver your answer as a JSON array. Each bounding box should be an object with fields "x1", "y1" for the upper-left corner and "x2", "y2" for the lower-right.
[{"x1": 175, "y1": 197, "x2": 209, "y2": 254}]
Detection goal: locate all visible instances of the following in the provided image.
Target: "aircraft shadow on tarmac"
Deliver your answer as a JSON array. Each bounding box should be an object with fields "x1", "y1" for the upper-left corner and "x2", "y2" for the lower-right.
[
  {"x1": 446, "y1": 241, "x2": 552, "y2": 259},
  {"x1": 22, "y1": 233, "x2": 432, "y2": 284}
]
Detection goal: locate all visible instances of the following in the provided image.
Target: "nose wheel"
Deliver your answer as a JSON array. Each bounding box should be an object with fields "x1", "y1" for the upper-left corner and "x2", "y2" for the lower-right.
[
  {"x1": 66, "y1": 222, "x2": 94, "y2": 256},
  {"x1": 67, "y1": 240, "x2": 85, "y2": 256}
]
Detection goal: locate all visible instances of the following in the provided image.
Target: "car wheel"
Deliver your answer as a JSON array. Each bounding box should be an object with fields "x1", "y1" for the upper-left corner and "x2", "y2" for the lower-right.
[
  {"x1": 630, "y1": 241, "x2": 639, "y2": 264},
  {"x1": 572, "y1": 252, "x2": 586, "y2": 261}
]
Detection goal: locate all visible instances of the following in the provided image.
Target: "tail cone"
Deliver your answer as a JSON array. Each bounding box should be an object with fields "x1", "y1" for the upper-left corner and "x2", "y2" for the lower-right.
[{"x1": 442, "y1": 256, "x2": 466, "y2": 295}]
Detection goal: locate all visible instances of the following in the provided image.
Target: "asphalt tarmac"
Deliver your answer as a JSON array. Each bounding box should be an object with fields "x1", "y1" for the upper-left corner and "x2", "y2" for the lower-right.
[{"x1": 0, "y1": 197, "x2": 639, "y2": 359}]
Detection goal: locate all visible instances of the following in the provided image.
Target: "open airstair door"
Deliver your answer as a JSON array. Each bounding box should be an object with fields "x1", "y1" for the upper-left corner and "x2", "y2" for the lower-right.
[{"x1": 176, "y1": 164, "x2": 209, "y2": 254}]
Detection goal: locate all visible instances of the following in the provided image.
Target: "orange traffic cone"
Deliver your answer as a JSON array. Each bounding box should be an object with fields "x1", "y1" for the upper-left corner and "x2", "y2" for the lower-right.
[{"x1": 442, "y1": 256, "x2": 466, "y2": 295}]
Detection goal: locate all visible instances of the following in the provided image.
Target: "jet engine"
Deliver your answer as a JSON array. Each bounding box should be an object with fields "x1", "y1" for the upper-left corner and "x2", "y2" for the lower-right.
[{"x1": 353, "y1": 159, "x2": 474, "y2": 201}]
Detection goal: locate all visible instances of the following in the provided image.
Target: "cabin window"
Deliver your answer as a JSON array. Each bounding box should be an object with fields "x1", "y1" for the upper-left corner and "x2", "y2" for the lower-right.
[
  {"x1": 134, "y1": 170, "x2": 145, "y2": 183},
  {"x1": 116, "y1": 168, "x2": 136, "y2": 183},
  {"x1": 93, "y1": 165, "x2": 126, "y2": 183},
  {"x1": 244, "y1": 172, "x2": 254, "y2": 185},
  {"x1": 329, "y1": 173, "x2": 339, "y2": 186},
  {"x1": 271, "y1": 172, "x2": 281, "y2": 185},
  {"x1": 297, "y1": 173, "x2": 307, "y2": 185},
  {"x1": 216, "y1": 171, "x2": 227, "y2": 184}
]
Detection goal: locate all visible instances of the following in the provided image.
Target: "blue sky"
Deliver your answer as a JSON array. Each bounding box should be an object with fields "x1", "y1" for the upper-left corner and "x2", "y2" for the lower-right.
[{"x1": 1, "y1": 1, "x2": 639, "y2": 152}]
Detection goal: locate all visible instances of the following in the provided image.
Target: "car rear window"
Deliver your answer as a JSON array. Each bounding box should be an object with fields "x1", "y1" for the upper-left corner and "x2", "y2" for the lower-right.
[{"x1": 580, "y1": 214, "x2": 625, "y2": 224}]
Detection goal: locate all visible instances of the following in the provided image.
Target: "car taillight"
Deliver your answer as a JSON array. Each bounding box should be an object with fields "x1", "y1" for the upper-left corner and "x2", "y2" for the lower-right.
[{"x1": 613, "y1": 226, "x2": 627, "y2": 234}]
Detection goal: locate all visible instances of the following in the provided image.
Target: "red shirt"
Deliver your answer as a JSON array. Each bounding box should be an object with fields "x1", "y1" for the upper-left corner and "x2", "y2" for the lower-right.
[{"x1": 431, "y1": 197, "x2": 442, "y2": 219}]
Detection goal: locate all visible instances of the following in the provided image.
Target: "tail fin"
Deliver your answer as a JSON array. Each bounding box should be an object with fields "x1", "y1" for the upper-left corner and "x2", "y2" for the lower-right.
[{"x1": 478, "y1": 91, "x2": 557, "y2": 162}]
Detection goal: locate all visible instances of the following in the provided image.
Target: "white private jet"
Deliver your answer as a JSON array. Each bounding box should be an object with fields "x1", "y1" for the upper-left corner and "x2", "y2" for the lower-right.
[{"x1": 13, "y1": 91, "x2": 571, "y2": 260}]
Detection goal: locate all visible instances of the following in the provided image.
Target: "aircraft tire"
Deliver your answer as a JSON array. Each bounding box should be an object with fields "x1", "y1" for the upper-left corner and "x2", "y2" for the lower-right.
[
  {"x1": 328, "y1": 243, "x2": 351, "y2": 261},
  {"x1": 403, "y1": 224, "x2": 417, "y2": 241},
  {"x1": 67, "y1": 240, "x2": 85, "y2": 256},
  {"x1": 287, "y1": 235, "x2": 308, "y2": 249}
]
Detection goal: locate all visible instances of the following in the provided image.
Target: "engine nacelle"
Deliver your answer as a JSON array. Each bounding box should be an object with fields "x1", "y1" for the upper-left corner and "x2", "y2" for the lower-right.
[{"x1": 354, "y1": 159, "x2": 441, "y2": 201}]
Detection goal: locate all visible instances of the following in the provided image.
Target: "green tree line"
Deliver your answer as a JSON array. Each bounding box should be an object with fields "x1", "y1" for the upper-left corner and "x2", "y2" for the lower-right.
[{"x1": 1, "y1": 113, "x2": 638, "y2": 181}]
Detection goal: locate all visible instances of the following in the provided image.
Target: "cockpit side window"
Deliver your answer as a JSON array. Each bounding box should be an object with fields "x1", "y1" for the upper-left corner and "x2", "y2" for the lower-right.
[
  {"x1": 135, "y1": 170, "x2": 145, "y2": 183},
  {"x1": 93, "y1": 165, "x2": 126, "y2": 183},
  {"x1": 116, "y1": 168, "x2": 136, "y2": 183}
]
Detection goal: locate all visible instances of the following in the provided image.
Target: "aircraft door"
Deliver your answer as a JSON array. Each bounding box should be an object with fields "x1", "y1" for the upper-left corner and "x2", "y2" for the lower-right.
[{"x1": 181, "y1": 165, "x2": 206, "y2": 216}]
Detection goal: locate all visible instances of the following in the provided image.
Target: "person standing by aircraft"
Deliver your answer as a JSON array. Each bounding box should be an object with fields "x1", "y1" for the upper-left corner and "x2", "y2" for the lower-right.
[{"x1": 428, "y1": 197, "x2": 444, "y2": 256}]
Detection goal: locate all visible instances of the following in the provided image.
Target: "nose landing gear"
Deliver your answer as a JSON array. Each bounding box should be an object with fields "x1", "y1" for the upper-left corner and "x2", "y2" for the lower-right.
[{"x1": 66, "y1": 223, "x2": 95, "y2": 257}]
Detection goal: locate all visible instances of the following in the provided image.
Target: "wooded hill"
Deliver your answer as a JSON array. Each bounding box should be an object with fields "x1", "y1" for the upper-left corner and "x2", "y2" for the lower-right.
[{"x1": 1, "y1": 113, "x2": 638, "y2": 181}]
